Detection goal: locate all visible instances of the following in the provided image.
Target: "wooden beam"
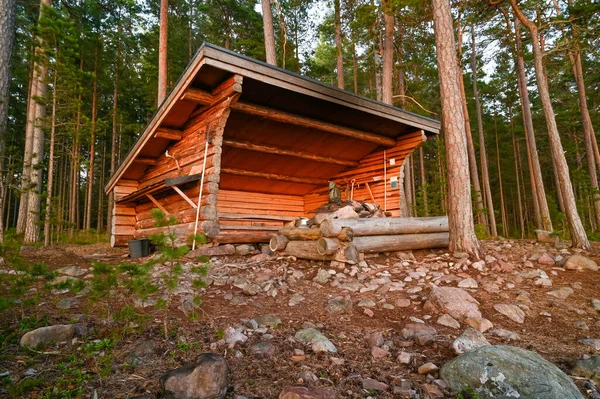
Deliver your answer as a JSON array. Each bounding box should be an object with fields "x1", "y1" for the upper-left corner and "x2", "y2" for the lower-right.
[
  {"x1": 218, "y1": 213, "x2": 296, "y2": 222},
  {"x1": 171, "y1": 186, "x2": 198, "y2": 209},
  {"x1": 181, "y1": 88, "x2": 214, "y2": 104},
  {"x1": 221, "y1": 167, "x2": 328, "y2": 186},
  {"x1": 231, "y1": 101, "x2": 396, "y2": 147},
  {"x1": 146, "y1": 193, "x2": 169, "y2": 214},
  {"x1": 165, "y1": 173, "x2": 203, "y2": 187},
  {"x1": 222, "y1": 139, "x2": 359, "y2": 167},
  {"x1": 133, "y1": 157, "x2": 158, "y2": 166},
  {"x1": 155, "y1": 127, "x2": 183, "y2": 141}
]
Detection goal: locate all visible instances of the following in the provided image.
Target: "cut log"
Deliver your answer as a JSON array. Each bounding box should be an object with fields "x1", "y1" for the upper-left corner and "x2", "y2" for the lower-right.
[
  {"x1": 339, "y1": 226, "x2": 354, "y2": 242},
  {"x1": 352, "y1": 232, "x2": 449, "y2": 253},
  {"x1": 317, "y1": 237, "x2": 340, "y2": 255},
  {"x1": 213, "y1": 230, "x2": 275, "y2": 244},
  {"x1": 111, "y1": 235, "x2": 134, "y2": 247},
  {"x1": 270, "y1": 234, "x2": 289, "y2": 251},
  {"x1": 320, "y1": 216, "x2": 448, "y2": 237},
  {"x1": 278, "y1": 227, "x2": 322, "y2": 240},
  {"x1": 279, "y1": 241, "x2": 334, "y2": 261}
]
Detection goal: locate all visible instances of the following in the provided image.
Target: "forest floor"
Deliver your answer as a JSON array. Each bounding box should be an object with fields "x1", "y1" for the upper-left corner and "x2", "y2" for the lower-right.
[{"x1": 0, "y1": 238, "x2": 599, "y2": 398}]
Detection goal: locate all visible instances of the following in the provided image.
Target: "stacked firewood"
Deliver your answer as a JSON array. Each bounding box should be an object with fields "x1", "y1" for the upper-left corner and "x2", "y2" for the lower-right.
[{"x1": 269, "y1": 201, "x2": 450, "y2": 264}]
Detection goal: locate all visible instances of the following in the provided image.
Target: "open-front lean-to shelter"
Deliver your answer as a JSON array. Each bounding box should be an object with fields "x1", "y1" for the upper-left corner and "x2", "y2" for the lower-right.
[{"x1": 105, "y1": 43, "x2": 441, "y2": 247}]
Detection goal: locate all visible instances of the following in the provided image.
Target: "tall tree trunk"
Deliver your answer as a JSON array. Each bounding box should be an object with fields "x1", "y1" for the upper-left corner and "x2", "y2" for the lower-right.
[
  {"x1": 334, "y1": 0, "x2": 344, "y2": 89},
  {"x1": 495, "y1": 117, "x2": 508, "y2": 237},
  {"x1": 261, "y1": 0, "x2": 277, "y2": 66},
  {"x1": 432, "y1": 0, "x2": 480, "y2": 257},
  {"x1": 508, "y1": 0, "x2": 589, "y2": 250},
  {"x1": 0, "y1": 0, "x2": 18, "y2": 243},
  {"x1": 158, "y1": 0, "x2": 168, "y2": 105},
  {"x1": 85, "y1": 48, "x2": 98, "y2": 231},
  {"x1": 470, "y1": 27, "x2": 497, "y2": 237},
  {"x1": 69, "y1": 58, "x2": 83, "y2": 238},
  {"x1": 106, "y1": 39, "x2": 119, "y2": 237},
  {"x1": 43, "y1": 67, "x2": 57, "y2": 247},
  {"x1": 352, "y1": 41, "x2": 358, "y2": 94},
  {"x1": 510, "y1": 106, "x2": 525, "y2": 238},
  {"x1": 419, "y1": 146, "x2": 428, "y2": 216},
  {"x1": 97, "y1": 141, "x2": 106, "y2": 232},
  {"x1": 456, "y1": 13, "x2": 486, "y2": 230},
  {"x1": 381, "y1": 0, "x2": 393, "y2": 104}
]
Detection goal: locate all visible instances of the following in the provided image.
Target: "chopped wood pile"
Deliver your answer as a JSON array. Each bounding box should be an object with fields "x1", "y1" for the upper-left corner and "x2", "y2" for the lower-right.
[{"x1": 270, "y1": 201, "x2": 450, "y2": 264}]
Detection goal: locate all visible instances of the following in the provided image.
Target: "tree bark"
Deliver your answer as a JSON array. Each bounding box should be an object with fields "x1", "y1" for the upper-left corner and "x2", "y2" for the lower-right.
[
  {"x1": 261, "y1": 0, "x2": 277, "y2": 66},
  {"x1": 334, "y1": 0, "x2": 344, "y2": 89},
  {"x1": 509, "y1": 0, "x2": 589, "y2": 250},
  {"x1": 106, "y1": 38, "x2": 119, "y2": 237},
  {"x1": 419, "y1": 146, "x2": 428, "y2": 216},
  {"x1": 432, "y1": 0, "x2": 480, "y2": 257},
  {"x1": 158, "y1": 0, "x2": 168, "y2": 105},
  {"x1": 0, "y1": 0, "x2": 17, "y2": 243},
  {"x1": 381, "y1": 0, "x2": 394, "y2": 104},
  {"x1": 470, "y1": 27, "x2": 497, "y2": 237},
  {"x1": 43, "y1": 66, "x2": 57, "y2": 246},
  {"x1": 85, "y1": 46, "x2": 98, "y2": 230}
]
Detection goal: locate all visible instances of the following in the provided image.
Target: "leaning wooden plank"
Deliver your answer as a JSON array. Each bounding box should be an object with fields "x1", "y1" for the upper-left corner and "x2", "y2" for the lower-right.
[
  {"x1": 352, "y1": 232, "x2": 449, "y2": 253},
  {"x1": 279, "y1": 241, "x2": 334, "y2": 261},
  {"x1": 320, "y1": 216, "x2": 449, "y2": 237}
]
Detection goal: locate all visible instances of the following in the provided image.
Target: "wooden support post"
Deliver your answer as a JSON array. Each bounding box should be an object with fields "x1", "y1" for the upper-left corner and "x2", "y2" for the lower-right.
[
  {"x1": 146, "y1": 193, "x2": 169, "y2": 214},
  {"x1": 172, "y1": 186, "x2": 198, "y2": 209},
  {"x1": 365, "y1": 182, "x2": 376, "y2": 202}
]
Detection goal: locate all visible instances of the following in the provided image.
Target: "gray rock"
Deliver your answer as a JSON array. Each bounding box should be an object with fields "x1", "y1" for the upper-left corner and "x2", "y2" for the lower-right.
[
  {"x1": 20, "y1": 325, "x2": 75, "y2": 348},
  {"x1": 437, "y1": 314, "x2": 460, "y2": 329},
  {"x1": 224, "y1": 327, "x2": 247, "y2": 347},
  {"x1": 325, "y1": 297, "x2": 352, "y2": 313},
  {"x1": 161, "y1": 353, "x2": 229, "y2": 399},
  {"x1": 592, "y1": 299, "x2": 600, "y2": 312},
  {"x1": 564, "y1": 255, "x2": 598, "y2": 271},
  {"x1": 441, "y1": 345, "x2": 584, "y2": 399},
  {"x1": 427, "y1": 287, "x2": 481, "y2": 320},
  {"x1": 56, "y1": 266, "x2": 87, "y2": 277},
  {"x1": 488, "y1": 329, "x2": 520, "y2": 341},
  {"x1": 288, "y1": 294, "x2": 305, "y2": 307},
  {"x1": 401, "y1": 323, "x2": 437, "y2": 340},
  {"x1": 572, "y1": 356, "x2": 600, "y2": 384},
  {"x1": 493, "y1": 304, "x2": 525, "y2": 324},
  {"x1": 358, "y1": 299, "x2": 376, "y2": 308},
  {"x1": 235, "y1": 244, "x2": 252, "y2": 256},
  {"x1": 452, "y1": 328, "x2": 490, "y2": 355},
  {"x1": 537, "y1": 253, "x2": 556, "y2": 266},
  {"x1": 298, "y1": 370, "x2": 319, "y2": 385},
  {"x1": 313, "y1": 269, "x2": 330, "y2": 284},
  {"x1": 546, "y1": 287, "x2": 574, "y2": 299},
  {"x1": 580, "y1": 339, "x2": 600, "y2": 350},
  {"x1": 366, "y1": 331, "x2": 384, "y2": 347},
  {"x1": 362, "y1": 378, "x2": 389, "y2": 391},
  {"x1": 465, "y1": 317, "x2": 493, "y2": 333},
  {"x1": 279, "y1": 386, "x2": 336, "y2": 399},
  {"x1": 458, "y1": 278, "x2": 478, "y2": 289},
  {"x1": 295, "y1": 328, "x2": 337, "y2": 353},
  {"x1": 254, "y1": 314, "x2": 281, "y2": 328},
  {"x1": 124, "y1": 340, "x2": 157, "y2": 366},
  {"x1": 57, "y1": 298, "x2": 73, "y2": 310},
  {"x1": 251, "y1": 342, "x2": 275, "y2": 358},
  {"x1": 185, "y1": 244, "x2": 236, "y2": 258}
]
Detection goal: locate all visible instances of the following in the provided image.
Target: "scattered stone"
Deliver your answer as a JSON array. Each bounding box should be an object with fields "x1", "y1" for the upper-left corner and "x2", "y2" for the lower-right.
[
  {"x1": 298, "y1": 370, "x2": 319, "y2": 385},
  {"x1": 401, "y1": 323, "x2": 437, "y2": 341},
  {"x1": 325, "y1": 297, "x2": 352, "y2": 313},
  {"x1": 224, "y1": 327, "x2": 247, "y2": 348},
  {"x1": 427, "y1": 287, "x2": 481, "y2": 320},
  {"x1": 295, "y1": 328, "x2": 337, "y2": 353},
  {"x1": 441, "y1": 345, "x2": 584, "y2": 399},
  {"x1": 313, "y1": 269, "x2": 330, "y2": 284},
  {"x1": 575, "y1": 320, "x2": 589, "y2": 330},
  {"x1": 329, "y1": 357, "x2": 345, "y2": 366},
  {"x1": 20, "y1": 325, "x2": 75, "y2": 348},
  {"x1": 592, "y1": 299, "x2": 600, "y2": 312},
  {"x1": 534, "y1": 278, "x2": 553, "y2": 287},
  {"x1": 362, "y1": 378, "x2": 389, "y2": 391},
  {"x1": 465, "y1": 317, "x2": 493, "y2": 333},
  {"x1": 488, "y1": 329, "x2": 520, "y2": 341},
  {"x1": 279, "y1": 386, "x2": 336, "y2": 399},
  {"x1": 535, "y1": 229, "x2": 558, "y2": 244},
  {"x1": 580, "y1": 339, "x2": 600, "y2": 350},
  {"x1": 395, "y1": 298, "x2": 411, "y2": 307},
  {"x1": 546, "y1": 287, "x2": 574, "y2": 299},
  {"x1": 251, "y1": 342, "x2": 275, "y2": 358},
  {"x1": 56, "y1": 266, "x2": 87, "y2": 277},
  {"x1": 57, "y1": 298, "x2": 73, "y2": 310},
  {"x1": 437, "y1": 314, "x2": 460, "y2": 329},
  {"x1": 358, "y1": 299, "x2": 376, "y2": 308},
  {"x1": 124, "y1": 340, "x2": 157, "y2": 366},
  {"x1": 161, "y1": 353, "x2": 229, "y2": 399},
  {"x1": 288, "y1": 294, "x2": 305, "y2": 307},
  {"x1": 363, "y1": 308, "x2": 374, "y2": 317},
  {"x1": 572, "y1": 356, "x2": 600, "y2": 385},
  {"x1": 367, "y1": 332, "x2": 384, "y2": 347},
  {"x1": 452, "y1": 328, "x2": 490, "y2": 355},
  {"x1": 537, "y1": 253, "x2": 556, "y2": 265},
  {"x1": 493, "y1": 304, "x2": 525, "y2": 324},
  {"x1": 458, "y1": 278, "x2": 478, "y2": 289},
  {"x1": 255, "y1": 314, "x2": 281, "y2": 328},
  {"x1": 564, "y1": 255, "x2": 599, "y2": 271},
  {"x1": 398, "y1": 351, "x2": 411, "y2": 364},
  {"x1": 371, "y1": 346, "x2": 389, "y2": 359},
  {"x1": 423, "y1": 384, "x2": 444, "y2": 398},
  {"x1": 418, "y1": 362, "x2": 439, "y2": 375},
  {"x1": 186, "y1": 244, "x2": 236, "y2": 258}
]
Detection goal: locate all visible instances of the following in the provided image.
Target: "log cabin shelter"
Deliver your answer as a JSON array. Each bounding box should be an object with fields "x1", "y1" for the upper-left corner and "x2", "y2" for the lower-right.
[{"x1": 105, "y1": 43, "x2": 441, "y2": 247}]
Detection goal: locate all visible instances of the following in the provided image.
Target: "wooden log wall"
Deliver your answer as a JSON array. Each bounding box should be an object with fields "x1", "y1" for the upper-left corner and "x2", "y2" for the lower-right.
[
  {"x1": 214, "y1": 190, "x2": 304, "y2": 243},
  {"x1": 303, "y1": 130, "x2": 426, "y2": 216}
]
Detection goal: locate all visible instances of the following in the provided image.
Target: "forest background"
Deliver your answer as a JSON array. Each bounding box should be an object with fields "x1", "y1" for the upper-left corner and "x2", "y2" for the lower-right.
[{"x1": 1, "y1": 0, "x2": 599, "y2": 247}]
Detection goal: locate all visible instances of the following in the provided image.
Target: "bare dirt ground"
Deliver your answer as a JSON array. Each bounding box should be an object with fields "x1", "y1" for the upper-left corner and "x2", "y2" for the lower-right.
[{"x1": 1, "y1": 239, "x2": 599, "y2": 398}]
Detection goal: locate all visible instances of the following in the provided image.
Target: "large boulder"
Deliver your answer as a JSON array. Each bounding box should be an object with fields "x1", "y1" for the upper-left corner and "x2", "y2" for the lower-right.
[
  {"x1": 426, "y1": 287, "x2": 481, "y2": 320},
  {"x1": 20, "y1": 325, "x2": 75, "y2": 348},
  {"x1": 161, "y1": 353, "x2": 229, "y2": 399},
  {"x1": 441, "y1": 345, "x2": 584, "y2": 399},
  {"x1": 564, "y1": 255, "x2": 599, "y2": 272}
]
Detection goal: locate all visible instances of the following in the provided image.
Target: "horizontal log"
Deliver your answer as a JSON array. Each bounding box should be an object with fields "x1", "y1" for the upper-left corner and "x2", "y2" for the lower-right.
[
  {"x1": 269, "y1": 234, "x2": 289, "y2": 251},
  {"x1": 278, "y1": 240, "x2": 334, "y2": 261},
  {"x1": 317, "y1": 237, "x2": 340, "y2": 255},
  {"x1": 221, "y1": 168, "x2": 328, "y2": 186},
  {"x1": 155, "y1": 127, "x2": 183, "y2": 141},
  {"x1": 182, "y1": 88, "x2": 214, "y2": 104},
  {"x1": 232, "y1": 101, "x2": 396, "y2": 147},
  {"x1": 222, "y1": 139, "x2": 359, "y2": 167},
  {"x1": 219, "y1": 213, "x2": 296, "y2": 222},
  {"x1": 111, "y1": 235, "x2": 134, "y2": 247},
  {"x1": 220, "y1": 225, "x2": 281, "y2": 231},
  {"x1": 133, "y1": 157, "x2": 158, "y2": 166},
  {"x1": 352, "y1": 232, "x2": 449, "y2": 253},
  {"x1": 278, "y1": 227, "x2": 322, "y2": 241},
  {"x1": 213, "y1": 230, "x2": 274, "y2": 244},
  {"x1": 320, "y1": 216, "x2": 449, "y2": 237}
]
